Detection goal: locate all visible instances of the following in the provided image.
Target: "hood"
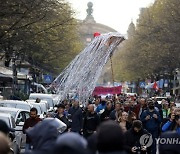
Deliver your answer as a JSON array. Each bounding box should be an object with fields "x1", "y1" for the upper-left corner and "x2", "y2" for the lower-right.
[
  {"x1": 54, "y1": 132, "x2": 88, "y2": 154},
  {"x1": 26, "y1": 118, "x2": 67, "y2": 150}
]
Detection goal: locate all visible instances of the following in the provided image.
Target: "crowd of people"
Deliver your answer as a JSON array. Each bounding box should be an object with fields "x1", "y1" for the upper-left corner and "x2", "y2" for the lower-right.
[{"x1": 0, "y1": 94, "x2": 179, "y2": 154}]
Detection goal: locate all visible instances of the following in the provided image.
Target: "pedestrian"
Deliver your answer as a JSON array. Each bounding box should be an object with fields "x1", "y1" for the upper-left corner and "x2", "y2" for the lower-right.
[
  {"x1": 117, "y1": 111, "x2": 131, "y2": 132},
  {"x1": 124, "y1": 120, "x2": 150, "y2": 154},
  {"x1": 162, "y1": 107, "x2": 180, "y2": 134},
  {"x1": 68, "y1": 99, "x2": 83, "y2": 134},
  {"x1": 100, "y1": 101, "x2": 113, "y2": 122},
  {"x1": 83, "y1": 104, "x2": 100, "y2": 138},
  {"x1": 55, "y1": 103, "x2": 70, "y2": 131},
  {"x1": 25, "y1": 118, "x2": 67, "y2": 154},
  {"x1": 95, "y1": 99, "x2": 106, "y2": 114},
  {"x1": 96, "y1": 120, "x2": 127, "y2": 154},
  {"x1": 23, "y1": 107, "x2": 42, "y2": 152},
  {"x1": 141, "y1": 99, "x2": 161, "y2": 154},
  {"x1": 109, "y1": 102, "x2": 123, "y2": 121},
  {"x1": 53, "y1": 132, "x2": 89, "y2": 154}
]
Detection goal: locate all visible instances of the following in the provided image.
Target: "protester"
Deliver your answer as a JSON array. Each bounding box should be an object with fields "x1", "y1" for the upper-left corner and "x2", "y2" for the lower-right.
[
  {"x1": 96, "y1": 99, "x2": 106, "y2": 114},
  {"x1": 54, "y1": 132, "x2": 89, "y2": 154},
  {"x1": 117, "y1": 111, "x2": 131, "y2": 132},
  {"x1": 93, "y1": 97, "x2": 100, "y2": 112},
  {"x1": 25, "y1": 118, "x2": 67, "y2": 154},
  {"x1": 162, "y1": 107, "x2": 180, "y2": 134},
  {"x1": 83, "y1": 104, "x2": 100, "y2": 138},
  {"x1": 110, "y1": 102, "x2": 123, "y2": 121},
  {"x1": 55, "y1": 103, "x2": 70, "y2": 131},
  {"x1": 100, "y1": 101, "x2": 113, "y2": 122},
  {"x1": 124, "y1": 120, "x2": 150, "y2": 154},
  {"x1": 68, "y1": 99, "x2": 83, "y2": 134},
  {"x1": 96, "y1": 120, "x2": 127, "y2": 154},
  {"x1": 23, "y1": 107, "x2": 42, "y2": 152},
  {"x1": 137, "y1": 98, "x2": 148, "y2": 119},
  {"x1": 141, "y1": 99, "x2": 161, "y2": 154}
]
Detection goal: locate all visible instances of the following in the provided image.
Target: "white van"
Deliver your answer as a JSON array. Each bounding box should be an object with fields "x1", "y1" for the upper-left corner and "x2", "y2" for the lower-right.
[{"x1": 29, "y1": 93, "x2": 54, "y2": 109}]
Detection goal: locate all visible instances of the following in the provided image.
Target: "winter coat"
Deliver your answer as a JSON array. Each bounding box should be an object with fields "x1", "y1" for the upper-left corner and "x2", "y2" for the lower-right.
[
  {"x1": 25, "y1": 118, "x2": 65, "y2": 154},
  {"x1": 68, "y1": 106, "x2": 83, "y2": 132},
  {"x1": 140, "y1": 109, "x2": 161, "y2": 133},
  {"x1": 124, "y1": 128, "x2": 149, "y2": 154}
]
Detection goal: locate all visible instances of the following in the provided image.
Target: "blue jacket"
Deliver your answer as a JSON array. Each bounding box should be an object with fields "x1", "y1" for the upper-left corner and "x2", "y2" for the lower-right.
[
  {"x1": 141, "y1": 109, "x2": 161, "y2": 132},
  {"x1": 162, "y1": 120, "x2": 180, "y2": 134},
  {"x1": 96, "y1": 104, "x2": 106, "y2": 113}
]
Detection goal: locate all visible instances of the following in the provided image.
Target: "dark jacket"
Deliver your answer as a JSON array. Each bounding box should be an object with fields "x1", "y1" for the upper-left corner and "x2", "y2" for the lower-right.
[
  {"x1": 140, "y1": 109, "x2": 161, "y2": 133},
  {"x1": 124, "y1": 128, "x2": 149, "y2": 154},
  {"x1": 83, "y1": 112, "x2": 100, "y2": 134},
  {"x1": 68, "y1": 106, "x2": 83, "y2": 132},
  {"x1": 25, "y1": 118, "x2": 61, "y2": 154},
  {"x1": 55, "y1": 113, "x2": 70, "y2": 131},
  {"x1": 23, "y1": 117, "x2": 42, "y2": 143},
  {"x1": 110, "y1": 110, "x2": 117, "y2": 120},
  {"x1": 100, "y1": 108, "x2": 113, "y2": 122}
]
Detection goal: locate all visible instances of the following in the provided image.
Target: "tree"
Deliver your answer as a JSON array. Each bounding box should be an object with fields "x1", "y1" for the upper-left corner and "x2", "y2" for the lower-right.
[
  {"x1": 0, "y1": 0, "x2": 82, "y2": 74},
  {"x1": 113, "y1": 0, "x2": 180, "y2": 82}
]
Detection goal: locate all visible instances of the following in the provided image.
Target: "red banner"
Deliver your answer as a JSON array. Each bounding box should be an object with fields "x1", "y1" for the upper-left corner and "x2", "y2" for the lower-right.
[{"x1": 93, "y1": 86, "x2": 122, "y2": 96}]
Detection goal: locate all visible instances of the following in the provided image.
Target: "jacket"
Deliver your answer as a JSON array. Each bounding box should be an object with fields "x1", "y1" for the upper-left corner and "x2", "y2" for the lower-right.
[
  {"x1": 140, "y1": 109, "x2": 161, "y2": 132},
  {"x1": 124, "y1": 128, "x2": 149, "y2": 154},
  {"x1": 68, "y1": 106, "x2": 83, "y2": 132}
]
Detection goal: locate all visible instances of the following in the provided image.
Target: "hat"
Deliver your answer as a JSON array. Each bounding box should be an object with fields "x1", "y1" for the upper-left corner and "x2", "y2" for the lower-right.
[
  {"x1": 0, "y1": 120, "x2": 15, "y2": 135},
  {"x1": 57, "y1": 103, "x2": 65, "y2": 109}
]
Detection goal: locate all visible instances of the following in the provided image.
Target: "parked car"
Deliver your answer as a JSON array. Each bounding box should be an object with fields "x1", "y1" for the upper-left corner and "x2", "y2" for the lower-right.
[
  {"x1": 0, "y1": 107, "x2": 30, "y2": 149},
  {"x1": 0, "y1": 113, "x2": 20, "y2": 154},
  {"x1": 29, "y1": 93, "x2": 54, "y2": 109},
  {"x1": 26, "y1": 99, "x2": 48, "y2": 114},
  {"x1": 0, "y1": 100, "x2": 32, "y2": 111}
]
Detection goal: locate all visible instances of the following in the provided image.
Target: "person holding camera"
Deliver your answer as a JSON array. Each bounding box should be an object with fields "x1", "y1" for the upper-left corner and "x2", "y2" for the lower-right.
[
  {"x1": 141, "y1": 100, "x2": 161, "y2": 154},
  {"x1": 124, "y1": 120, "x2": 150, "y2": 154},
  {"x1": 162, "y1": 107, "x2": 180, "y2": 134}
]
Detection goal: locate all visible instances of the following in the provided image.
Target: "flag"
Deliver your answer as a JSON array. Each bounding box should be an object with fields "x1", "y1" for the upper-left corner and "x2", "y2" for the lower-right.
[{"x1": 153, "y1": 81, "x2": 159, "y2": 91}]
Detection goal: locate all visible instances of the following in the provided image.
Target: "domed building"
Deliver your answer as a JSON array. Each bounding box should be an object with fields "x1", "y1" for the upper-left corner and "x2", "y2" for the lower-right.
[{"x1": 78, "y1": 2, "x2": 117, "y2": 45}]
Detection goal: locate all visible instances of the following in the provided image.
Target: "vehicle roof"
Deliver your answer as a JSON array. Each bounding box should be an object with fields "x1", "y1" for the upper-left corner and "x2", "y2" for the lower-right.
[
  {"x1": 29, "y1": 93, "x2": 53, "y2": 98},
  {"x1": 0, "y1": 113, "x2": 12, "y2": 118},
  {"x1": 0, "y1": 107, "x2": 29, "y2": 112},
  {"x1": 0, "y1": 100, "x2": 27, "y2": 104},
  {"x1": 26, "y1": 99, "x2": 47, "y2": 103}
]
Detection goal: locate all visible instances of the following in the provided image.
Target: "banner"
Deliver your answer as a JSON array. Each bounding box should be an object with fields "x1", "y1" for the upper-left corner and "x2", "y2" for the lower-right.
[{"x1": 93, "y1": 86, "x2": 122, "y2": 96}]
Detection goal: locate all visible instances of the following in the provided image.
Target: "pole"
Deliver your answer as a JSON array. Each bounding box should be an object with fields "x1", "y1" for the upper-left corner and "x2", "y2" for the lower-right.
[{"x1": 110, "y1": 55, "x2": 115, "y2": 87}]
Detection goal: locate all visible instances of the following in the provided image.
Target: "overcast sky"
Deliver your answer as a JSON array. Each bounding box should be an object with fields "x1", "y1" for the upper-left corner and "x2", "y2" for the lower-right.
[{"x1": 68, "y1": 0, "x2": 155, "y2": 34}]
